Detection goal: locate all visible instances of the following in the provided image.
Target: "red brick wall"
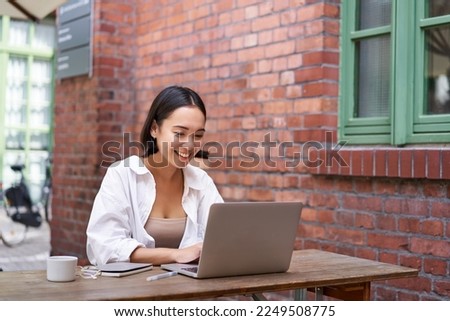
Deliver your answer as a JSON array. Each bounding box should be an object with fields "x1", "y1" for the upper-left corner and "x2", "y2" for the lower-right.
[
  {"x1": 52, "y1": 1, "x2": 137, "y2": 264},
  {"x1": 53, "y1": 0, "x2": 449, "y2": 300}
]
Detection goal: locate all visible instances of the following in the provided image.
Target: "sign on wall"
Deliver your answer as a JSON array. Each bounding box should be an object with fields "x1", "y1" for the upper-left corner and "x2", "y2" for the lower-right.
[{"x1": 56, "y1": 0, "x2": 92, "y2": 79}]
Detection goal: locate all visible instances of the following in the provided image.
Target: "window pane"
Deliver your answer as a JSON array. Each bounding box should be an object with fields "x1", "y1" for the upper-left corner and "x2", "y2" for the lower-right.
[
  {"x1": 358, "y1": 0, "x2": 392, "y2": 30},
  {"x1": 2, "y1": 151, "x2": 26, "y2": 190},
  {"x1": 31, "y1": 59, "x2": 52, "y2": 80},
  {"x1": 425, "y1": 25, "x2": 450, "y2": 114},
  {"x1": 30, "y1": 131, "x2": 50, "y2": 150},
  {"x1": 6, "y1": 57, "x2": 28, "y2": 126},
  {"x1": 33, "y1": 23, "x2": 56, "y2": 49},
  {"x1": 9, "y1": 20, "x2": 29, "y2": 46},
  {"x1": 428, "y1": 0, "x2": 450, "y2": 18},
  {"x1": 29, "y1": 151, "x2": 49, "y2": 202},
  {"x1": 5, "y1": 129, "x2": 26, "y2": 150},
  {"x1": 30, "y1": 84, "x2": 51, "y2": 126},
  {"x1": 356, "y1": 35, "x2": 391, "y2": 118},
  {"x1": 30, "y1": 59, "x2": 52, "y2": 126}
]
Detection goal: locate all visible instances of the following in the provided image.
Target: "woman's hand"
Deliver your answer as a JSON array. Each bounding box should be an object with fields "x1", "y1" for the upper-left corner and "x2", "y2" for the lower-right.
[
  {"x1": 130, "y1": 242, "x2": 203, "y2": 265},
  {"x1": 174, "y1": 242, "x2": 203, "y2": 263}
]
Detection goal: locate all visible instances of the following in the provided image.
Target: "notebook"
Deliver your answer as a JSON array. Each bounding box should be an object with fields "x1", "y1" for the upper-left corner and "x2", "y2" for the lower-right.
[
  {"x1": 97, "y1": 262, "x2": 153, "y2": 277},
  {"x1": 161, "y1": 201, "x2": 303, "y2": 279}
]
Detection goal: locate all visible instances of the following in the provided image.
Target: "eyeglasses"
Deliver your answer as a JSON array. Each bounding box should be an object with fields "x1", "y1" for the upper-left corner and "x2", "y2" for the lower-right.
[{"x1": 77, "y1": 265, "x2": 101, "y2": 279}]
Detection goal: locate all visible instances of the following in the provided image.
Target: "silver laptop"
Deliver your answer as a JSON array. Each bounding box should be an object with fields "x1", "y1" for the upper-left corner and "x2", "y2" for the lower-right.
[{"x1": 161, "y1": 201, "x2": 303, "y2": 279}]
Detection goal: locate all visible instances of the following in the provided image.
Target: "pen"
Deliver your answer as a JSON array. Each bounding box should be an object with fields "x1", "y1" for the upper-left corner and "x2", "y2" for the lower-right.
[{"x1": 146, "y1": 271, "x2": 178, "y2": 282}]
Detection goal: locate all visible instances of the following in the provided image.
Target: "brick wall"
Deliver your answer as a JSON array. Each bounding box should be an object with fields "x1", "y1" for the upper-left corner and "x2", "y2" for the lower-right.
[
  {"x1": 52, "y1": 0, "x2": 449, "y2": 300},
  {"x1": 52, "y1": 1, "x2": 137, "y2": 264}
]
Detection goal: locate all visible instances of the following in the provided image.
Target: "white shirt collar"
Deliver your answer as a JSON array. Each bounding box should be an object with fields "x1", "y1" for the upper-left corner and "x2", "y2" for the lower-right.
[{"x1": 126, "y1": 155, "x2": 204, "y2": 190}]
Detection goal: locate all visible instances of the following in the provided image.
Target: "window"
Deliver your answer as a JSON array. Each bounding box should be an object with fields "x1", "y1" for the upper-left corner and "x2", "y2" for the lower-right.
[
  {"x1": 0, "y1": 17, "x2": 56, "y2": 201},
  {"x1": 339, "y1": 0, "x2": 450, "y2": 145}
]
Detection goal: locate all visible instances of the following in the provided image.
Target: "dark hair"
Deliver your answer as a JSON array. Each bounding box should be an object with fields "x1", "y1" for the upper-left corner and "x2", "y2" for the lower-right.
[{"x1": 140, "y1": 85, "x2": 207, "y2": 157}]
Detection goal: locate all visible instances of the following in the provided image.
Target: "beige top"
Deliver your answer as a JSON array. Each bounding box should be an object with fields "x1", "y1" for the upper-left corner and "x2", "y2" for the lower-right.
[{"x1": 145, "y1": 217, "x2": 187, "y2": 248}]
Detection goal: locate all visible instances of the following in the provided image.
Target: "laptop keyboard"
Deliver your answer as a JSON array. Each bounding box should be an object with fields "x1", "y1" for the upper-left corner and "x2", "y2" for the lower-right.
[{"x1": 182, "y1": 267, "x2": 198, "y2": 273}]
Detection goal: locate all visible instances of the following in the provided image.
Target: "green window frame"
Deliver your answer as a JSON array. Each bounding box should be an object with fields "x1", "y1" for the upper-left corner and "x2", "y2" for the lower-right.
[
  {"x1": 0, "y1": 16, "x2": 56, "y2": 202},
  {"x1": 339, "y1": 0, "x2": 450, "y2": 145}
]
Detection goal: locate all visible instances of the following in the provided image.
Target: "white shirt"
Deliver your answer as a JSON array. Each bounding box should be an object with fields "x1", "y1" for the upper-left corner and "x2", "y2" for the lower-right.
[{"x1": 86, "y1": 155, "x2": 223, "y2": 265}]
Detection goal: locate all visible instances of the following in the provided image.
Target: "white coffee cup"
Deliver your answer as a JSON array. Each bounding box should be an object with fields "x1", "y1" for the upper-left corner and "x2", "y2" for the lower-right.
[{"x1": 47, "y1": 256, "x2": 78, "y2": 282}]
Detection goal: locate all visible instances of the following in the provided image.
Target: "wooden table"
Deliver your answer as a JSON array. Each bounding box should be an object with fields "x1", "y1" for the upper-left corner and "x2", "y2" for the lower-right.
[{"x1": 0, "y1": 250, "x2": 418, "y2": 301}]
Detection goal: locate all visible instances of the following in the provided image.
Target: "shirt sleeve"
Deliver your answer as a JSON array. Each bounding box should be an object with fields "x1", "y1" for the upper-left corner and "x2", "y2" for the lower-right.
[{"x1": 86, "y1": 167, "x2": 143, "y2": 265}]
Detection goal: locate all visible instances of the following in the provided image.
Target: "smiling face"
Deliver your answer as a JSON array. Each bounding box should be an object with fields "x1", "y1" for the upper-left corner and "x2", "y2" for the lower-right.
[{"x1": 151, "y1": 106, "x2": 206, "y2": 168}]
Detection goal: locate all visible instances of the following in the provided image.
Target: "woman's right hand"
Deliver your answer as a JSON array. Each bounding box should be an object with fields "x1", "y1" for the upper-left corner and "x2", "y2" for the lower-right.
[{"x1": 174, "y1": 242, "x2": 203, "y2": 263}]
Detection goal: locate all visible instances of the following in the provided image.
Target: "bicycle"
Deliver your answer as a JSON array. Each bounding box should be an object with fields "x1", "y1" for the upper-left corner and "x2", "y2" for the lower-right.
[
  {"x1": 39, "y1": 153, "x2": 52, "y2": 223},
  {"x1": 0, "y1": 188, "x2": 28, "y2": 247},
  {"x1": 1, "y1": 164, "x2": 43, "y2": 247}
]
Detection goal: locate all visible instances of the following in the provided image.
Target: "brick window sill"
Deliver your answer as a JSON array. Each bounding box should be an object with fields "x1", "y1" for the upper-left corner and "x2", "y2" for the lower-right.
[{"x1": 309, "y1": 147, "x2": 450, "y2": 180}]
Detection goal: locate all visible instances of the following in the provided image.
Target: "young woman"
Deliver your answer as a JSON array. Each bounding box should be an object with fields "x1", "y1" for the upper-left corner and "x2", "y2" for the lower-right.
[{"x1": 86, "y1": 86, "x2": 223, "y2": 266}]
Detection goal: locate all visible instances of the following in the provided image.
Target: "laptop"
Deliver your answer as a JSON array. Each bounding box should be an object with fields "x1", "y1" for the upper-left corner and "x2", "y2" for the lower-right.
[{"x1": 161, "y1": 201, "x2": 303, "y2": 279}]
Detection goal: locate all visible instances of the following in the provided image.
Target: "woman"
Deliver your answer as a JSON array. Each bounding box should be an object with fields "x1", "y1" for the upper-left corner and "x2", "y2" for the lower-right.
[{"x1": 86, "y1": 86, "x2": 223, "y2": 266}]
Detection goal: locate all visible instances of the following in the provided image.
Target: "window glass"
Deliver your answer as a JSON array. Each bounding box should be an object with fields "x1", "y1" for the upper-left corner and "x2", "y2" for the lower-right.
[
  {"x1": 31, "y1": 59, "x2": 52, "y2": 80},
  {"x1": 428, "y1": 0, "x2": 450, "y2": 18},
  {"x1": 33, "y1": 23, "x2": 56, "y2": 49},
  {"x1": 356, "y1": 35, "x2": 391, "y2": 117},
  {"x1": 30, "y1": 84, "x2": 51, "y2": 126},
  {"x1": 358, "y1": 0, "x2": 392, "y2": 30},
  {"x1": 425, "y1": 26, "x2": 450, "y2": 114},
  {"x1": 9, "y1": 20, "x2": 29, "y2": 46},
  {"x1": 2, "y1": 151, "x2": 26, "y2": 190},
  {"x1": 29, "y1": 151, "x2": 49, "y2": 201},
  {"x1": 6, "y1": 56, "x2": 28, "y2": 126},
  {"x1": 30, "y1": 131, "x2": 50, "y2": 150},
  {"x1": 5, "y1": 129, "x2": 25, "y2": 150},
  {"x1": 30, "y1": 59, "x2": 52, "y2": 126}
]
